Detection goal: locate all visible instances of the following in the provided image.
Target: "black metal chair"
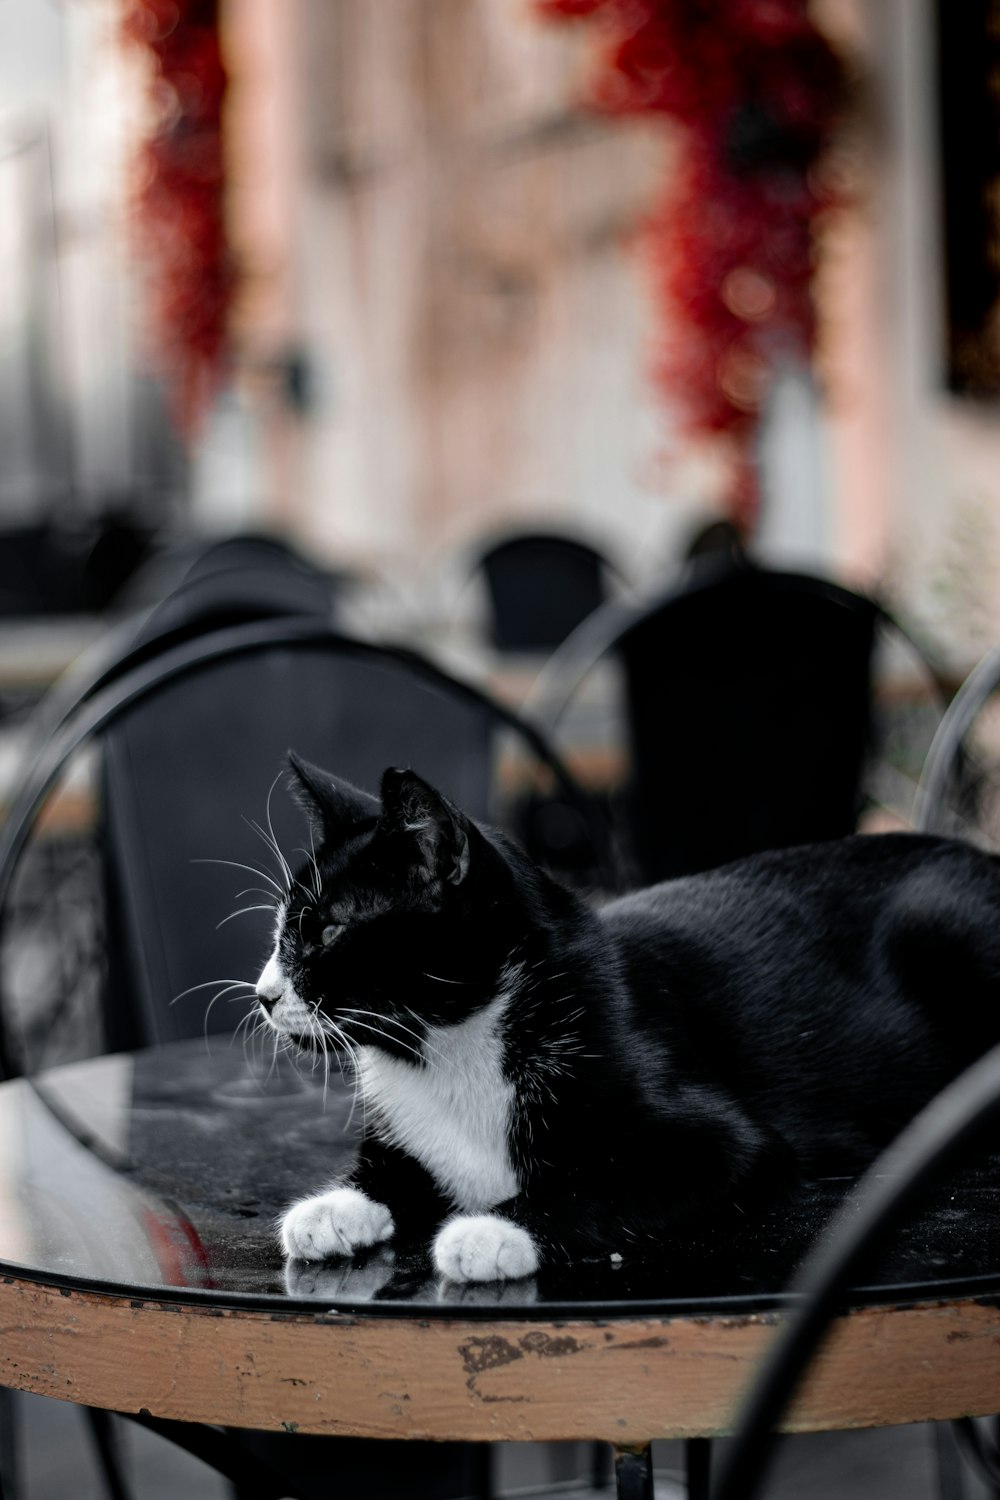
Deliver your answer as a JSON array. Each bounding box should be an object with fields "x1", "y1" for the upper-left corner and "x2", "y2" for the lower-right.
[
  {"x1": 527, "y1": 556, "x2": 949, "y2": 887},
  {"x1": 0, "y1": 617, "x2": 611, "y2": 1073},
  {"x1": 0, "y1": 617, "x2": 610, "y2": 1500},
  {"x1": 0, "y1": 516, "x2": 155, "y2": 620},
  {"x1": 475, "y1": 529, "x2": 620, "y2": 653},
  {"x1": 711, "y1": 1039, "x2": 1000, "y2": 1500}
]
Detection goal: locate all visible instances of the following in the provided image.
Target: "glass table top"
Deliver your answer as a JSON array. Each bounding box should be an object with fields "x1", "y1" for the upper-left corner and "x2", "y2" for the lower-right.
[{"x1": 3, "y1": 1039, "x2": 1000, "y2": 1318}]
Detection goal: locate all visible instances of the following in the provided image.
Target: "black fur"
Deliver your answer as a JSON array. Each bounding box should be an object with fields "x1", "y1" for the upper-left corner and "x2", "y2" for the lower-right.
[{"x1": 268, "y1": 754, "x2": 1000, "y2": 1269}]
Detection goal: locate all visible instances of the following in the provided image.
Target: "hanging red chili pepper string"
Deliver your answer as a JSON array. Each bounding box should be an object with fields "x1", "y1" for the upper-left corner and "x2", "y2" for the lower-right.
[
  {"x1": 538, "y1": 0, "x2": 848, "y2": 531},
  {"x1": 123, "y1": 0, "x2": 235, "y2": 434}
]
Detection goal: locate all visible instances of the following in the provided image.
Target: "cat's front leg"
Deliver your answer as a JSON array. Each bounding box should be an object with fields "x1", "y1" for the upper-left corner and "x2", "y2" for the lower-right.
[{"x1": 281, "y1": 1137, "x2": 449, "y2": 1262}]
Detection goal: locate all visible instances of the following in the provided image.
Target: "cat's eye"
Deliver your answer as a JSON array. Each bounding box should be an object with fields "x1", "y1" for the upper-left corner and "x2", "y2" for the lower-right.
[{"x1": 320, "y1": 924, "x2": 343, "y2": 948}]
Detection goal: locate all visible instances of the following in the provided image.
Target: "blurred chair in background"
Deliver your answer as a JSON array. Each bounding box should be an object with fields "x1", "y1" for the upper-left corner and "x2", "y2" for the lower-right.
[
  {"x1": 474, "y1": 528, "x2": 622, "y2": 654},
  {"x1": 529, "y1": 555, "x2": 948, "y2": 887},
  {"x1": 15, "y1": 530, "x2": 343, "y2": 752},
  {"x1": 0, "y1": 516, "x2": 156, "y2": 621}
]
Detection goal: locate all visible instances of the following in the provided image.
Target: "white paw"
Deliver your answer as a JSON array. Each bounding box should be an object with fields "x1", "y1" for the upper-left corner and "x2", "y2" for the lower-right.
[
  {"x1": 280, "y1": 1187, "x2": 394, "y2": 1262},
  {"x1": 433, "y1": 1214, "x2": 539, "y2": 1284}
]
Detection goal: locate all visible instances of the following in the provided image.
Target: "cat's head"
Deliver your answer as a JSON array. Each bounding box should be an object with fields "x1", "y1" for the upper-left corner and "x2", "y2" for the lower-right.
[{"x1": 254, "y1": 752, "x2": 528, "y2": 1060}]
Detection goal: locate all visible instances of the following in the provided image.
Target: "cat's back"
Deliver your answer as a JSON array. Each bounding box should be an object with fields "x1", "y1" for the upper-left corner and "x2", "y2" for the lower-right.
[
  {"x1": 596, "y1": 832, "x2": 1000, "y2": 1159},
  {"x1": 598, "y1": 831, "x2": 1000, "y2": 969}
]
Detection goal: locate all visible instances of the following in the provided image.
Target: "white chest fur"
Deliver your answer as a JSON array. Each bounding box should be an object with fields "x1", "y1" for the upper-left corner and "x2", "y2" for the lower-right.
[{"x1": 357, "y1": 995, "x2": 519, "y2": 1213}]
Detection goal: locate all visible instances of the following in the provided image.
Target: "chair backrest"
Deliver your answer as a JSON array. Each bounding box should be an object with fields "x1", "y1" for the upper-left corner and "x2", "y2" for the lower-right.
[
  {"x1": 529, "y1": 559, "x2": 929, "y2": 884},
  {"x1": 0, "y1": 620, "x2": 609, "y2": 1073},
  {"x1": 118, "y1": 530, "x2": 330, "y2": 606},
  {"x1": 619, "y1": 564, "x2": 882, "y2": 880},
  {"x1": 476, "y1": 531, "x2": 612, "y2": 652},
  {"x1": 19, "y1": 531, "x2": 341, "y2": 759},
  {"x1": 123, "y1": 557, "x2": 335, "y2": 654}
]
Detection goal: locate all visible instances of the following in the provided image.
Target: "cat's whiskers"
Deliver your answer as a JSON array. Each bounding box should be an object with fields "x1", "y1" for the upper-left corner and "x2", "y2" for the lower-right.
[
  {"x1": 232, "y1": 1010, "x2": 277, "y2": 1081},
  {"x1": 311, "y1": 1011, "x2": 333, "y2": 1109},
  {"x1": 262, "y1": 1020, "x2": 284, "y2": 1087},
  {"x1": 192, "y1": 857, "x2": 285, "y2": 898},
  {"x1": 241, "y1": 775, "x2": 295, "y2": 888},
  {"x1": 265, "y1": 774, "x2": 294, "y2": 883},
  {"x1": 295, "y1": 836, "x2": 323, "y2": 903},
  {"x1": 246, "y1": 817, "x2": 314, "y2": 908},
  {"x1": 315, "y1": 1011, "x2": 365, "y2": 1132},
  {"x1": 338, "y1": 1006, "x2": 439, "y2": 1065},
  {"x1": 309, "y1": 824, "x2": 321, "y2": 899},
  {"x1": 170, "y1": 976, "x2": 258, "y2": 1048},
  {"x1": 297, "y1": 1010, "x2": 323, "y2": 1084},
  {"x1": 217, "y1": 904, "x2": 278, "y2": 930},
  {"x1": 170, "y1": 976, "x2": 259, "y2": 1004},
  {"x1": 316, "y1": 1014, "x2": 367, "y2": 1128},
  {"x1": 337, "y1": 1015, "x2": 427, "y2": 1066},
  {"x1": 314, "y1": 1010, "x2": 359, "y2": 1119},
  {"x1": 263, "y1": 777, "x2": 320, "y2": 906},
  {"x1": 231, "y1": 884, "x2": 281, "y2": 904},
  {"x1": 198, "y1": 981, "x2": 258, "y2": 1041},
  {"x1": 401, "y1": 1006, "x2": 451, "y2": 1065}
]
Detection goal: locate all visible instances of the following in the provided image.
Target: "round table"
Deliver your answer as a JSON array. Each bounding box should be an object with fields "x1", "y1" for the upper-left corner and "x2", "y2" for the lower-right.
[{"x1": 3, "y1": 1040, "x2": 1000, "y2": 1473}]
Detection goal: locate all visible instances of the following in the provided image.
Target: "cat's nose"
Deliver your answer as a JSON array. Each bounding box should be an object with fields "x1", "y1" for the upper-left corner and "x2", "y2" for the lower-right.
[{"x1": 256, "y1": 956, "x2": 285, "y2": 1014}]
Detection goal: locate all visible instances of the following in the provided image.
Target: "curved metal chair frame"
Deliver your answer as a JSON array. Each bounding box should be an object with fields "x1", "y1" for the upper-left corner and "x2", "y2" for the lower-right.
[
  {"x1": 0, "y1": 616, "x2": 615, "y2": 1081},
  {"x1": 914, "y1": 647, "x2": 1000, "y2": 836},
  {"x1": 524, "y1": 559, "x2": 949, "y2": 888},
  {"x1": 526, "y1": 558, "x2": 949, "y2": 733},
  {"x1": 713, "y1": 1037, "x2": 1000, "y2": 1500},
  {"x1": 18, "y1": 539, "x2": 339, "y2": 758}
]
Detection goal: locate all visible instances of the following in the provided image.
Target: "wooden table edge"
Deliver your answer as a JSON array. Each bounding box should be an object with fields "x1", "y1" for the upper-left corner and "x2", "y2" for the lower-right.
[{"x1": 2, "y1": 1273, "x2": 999, "y2": 1443}]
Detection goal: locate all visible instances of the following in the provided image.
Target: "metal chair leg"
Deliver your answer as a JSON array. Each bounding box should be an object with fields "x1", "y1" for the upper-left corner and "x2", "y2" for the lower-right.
[
  {"x1": 935, "y1": 1422, "x2": 967, "y2": 1500},
  {"x1": 128, "y1": 1414, "x2": 299, "y2": 1498},
  {"x1": 0, "y1": 1388, "x2": 16, "y2": 1500},
  {"x1": 614, "y1": 1444, "x2": 654, "y2": 1500},
  {"x1": 685, "y1": 1438, "x2": 711, "y2": 1500},
  {"x1": 472, "y1": 1442, "x2": 493, "y2": 1500},
  {"x1": 590, "y1": 1440, "x2": 613, "y2": 1490},
  {"x1": 84, "y1": 1407, "x2": 132, "y2": 1500},
  {"x1": 948, "y1": 1416, "x2": 1000, "y2": 1497}
]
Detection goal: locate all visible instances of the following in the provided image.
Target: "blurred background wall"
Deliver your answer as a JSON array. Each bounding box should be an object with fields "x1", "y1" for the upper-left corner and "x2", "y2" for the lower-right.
[{"x1": 1, "y1": 0, "x2": 1000, "y2": 669}]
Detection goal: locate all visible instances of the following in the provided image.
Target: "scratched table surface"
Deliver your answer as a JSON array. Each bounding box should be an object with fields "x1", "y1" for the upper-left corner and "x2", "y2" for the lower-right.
[{"x1": 2, "y1": 1039, "x2": 1000, "y2": 1319}]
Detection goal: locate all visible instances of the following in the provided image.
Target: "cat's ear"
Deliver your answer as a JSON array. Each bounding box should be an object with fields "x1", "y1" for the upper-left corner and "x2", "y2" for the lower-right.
[
  {"x1": 286, "y1": 751, "x2": 379, "y2": 837},
  {"x1": 379, "y1": 767, "x2": 471, "y2": 888}
]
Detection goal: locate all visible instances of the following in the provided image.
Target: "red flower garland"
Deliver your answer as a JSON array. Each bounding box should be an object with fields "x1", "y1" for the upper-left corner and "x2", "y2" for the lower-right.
[
  {"x1": 538, "y1": 0, "x2": 848, "y2": 529},
  {"x1": 123, "y1": 0, "x2": 235, "y2": 434}
]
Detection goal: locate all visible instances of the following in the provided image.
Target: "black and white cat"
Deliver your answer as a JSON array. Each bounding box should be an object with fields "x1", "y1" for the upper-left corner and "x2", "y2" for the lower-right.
[{"x1": 256, "y1": 752, "x2": 1000, "y2": 1284}]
